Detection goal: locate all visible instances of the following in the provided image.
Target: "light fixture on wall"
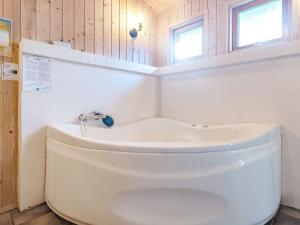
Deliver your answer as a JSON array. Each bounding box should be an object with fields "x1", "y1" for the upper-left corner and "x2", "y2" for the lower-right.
[
  {"x1": 129, "y1": 23, "x2": 143, "y2": 39},
  {"x1": 129, "y1": 14, "x2": 144, "y2": 39}
]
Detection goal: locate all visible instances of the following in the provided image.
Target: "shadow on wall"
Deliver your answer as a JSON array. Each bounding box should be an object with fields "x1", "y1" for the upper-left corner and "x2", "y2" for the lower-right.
[
  {"x1": 160, "y1": 56, "x2": 300, "y2": 209},
  {"x1": 19, "y1": 59, "x2": 157, "y2": 210}
]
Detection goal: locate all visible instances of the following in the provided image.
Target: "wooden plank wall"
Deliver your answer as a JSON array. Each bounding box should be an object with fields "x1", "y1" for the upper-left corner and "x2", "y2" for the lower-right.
[
  {"x1": 0, "y1": 0, "x2": 19, "y2": 213},
  {"x1": 0, "y1": 0, "x2": 158, "y2": 213},
  {"x1": 157, "y1": 0, "x2": 210, "y2": 66},
  {"x1": 18, "y1": 0, "x2": 157, "y2": 65},
  {"x1": 156, "y1": 0, "x2": 300, "y2": 66}
]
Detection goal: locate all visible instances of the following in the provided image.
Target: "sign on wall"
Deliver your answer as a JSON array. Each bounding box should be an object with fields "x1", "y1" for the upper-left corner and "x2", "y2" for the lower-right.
[
  {"x1": 0, "y1": 18, "x2": 12, "y2": 57},
  {"x1": 22, "y1": 55, "x2": 53, "y2": 93}
]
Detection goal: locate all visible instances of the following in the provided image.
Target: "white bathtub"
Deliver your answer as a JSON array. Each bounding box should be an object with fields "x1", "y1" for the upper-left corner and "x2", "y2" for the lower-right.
[{"x1": 45, "y1": 118, "x2": 281, "y2": 225}]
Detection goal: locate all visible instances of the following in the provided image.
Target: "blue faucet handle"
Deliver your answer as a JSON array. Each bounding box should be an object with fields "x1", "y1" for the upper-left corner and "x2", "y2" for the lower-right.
[{"x1": 102, "y1": 116, "x2": 114, "y2": 127}]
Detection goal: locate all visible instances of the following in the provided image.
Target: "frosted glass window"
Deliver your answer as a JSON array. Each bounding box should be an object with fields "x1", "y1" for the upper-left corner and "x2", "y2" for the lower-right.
[
  {"x1": 232, "y1": 0, "x2": 286, "y2": 49},
  {"x1": 172, "y1": 19, "x2": 203, "y2": 62}
]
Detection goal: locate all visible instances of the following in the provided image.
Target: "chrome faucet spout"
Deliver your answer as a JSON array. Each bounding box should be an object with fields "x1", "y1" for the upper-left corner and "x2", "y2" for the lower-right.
[
  {"x1": 80, "y1": 119, "x2": 87, "y2": 137},
  {"x1": 78, "y1": 111, "x2": 114, "y2": 128}
]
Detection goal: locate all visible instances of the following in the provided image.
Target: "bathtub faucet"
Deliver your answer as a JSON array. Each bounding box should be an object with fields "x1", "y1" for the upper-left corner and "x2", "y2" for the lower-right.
[
  {"x1": 78, "y1": 111, "x2": 115, "y2": 127},
  {"x1": 79, "y1": 111, "x2": 105, "y2": 121}
]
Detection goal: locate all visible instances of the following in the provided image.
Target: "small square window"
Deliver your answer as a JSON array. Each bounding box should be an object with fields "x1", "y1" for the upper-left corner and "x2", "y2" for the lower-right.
[
  {"x1": 171, "y1": 19, "x2": 203, "y2": 63},
  {"x1": 232, "y1": 0, "x2": 288, "y2": 50}
]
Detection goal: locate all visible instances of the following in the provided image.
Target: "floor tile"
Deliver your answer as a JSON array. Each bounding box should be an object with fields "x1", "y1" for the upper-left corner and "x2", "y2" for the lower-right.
[
  {"x1": 11, "y1": 204, "x2": 50, "y2": 225},
  {"x1": 274, "y1": 211, "x2": 300, "y2": 225},
  {"x1": 1, "y1": 202, "x2": 300, "y2": 225},
  {"x1": 280, "y1": 205, "x2": 300, "y2": 220},
  {"x1": 20, "y1": 212, "x2": 63, "y2": 225},
  {"x1": 0, "y1": 212, "x2": 13, "y2": 225}
]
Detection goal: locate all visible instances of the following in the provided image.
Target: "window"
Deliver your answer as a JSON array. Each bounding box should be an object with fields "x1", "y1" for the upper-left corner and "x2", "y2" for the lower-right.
[
  {"x1": 171, "y1": 18, "x2": 203, "y2": 62},
  {"x1": 232, "y1": 0, "x2": 288, "y2": 50}
]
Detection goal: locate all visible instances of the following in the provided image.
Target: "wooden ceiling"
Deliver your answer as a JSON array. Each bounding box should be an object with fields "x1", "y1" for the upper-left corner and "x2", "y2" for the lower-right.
[{"x1": 143, "y1": 0, "x2": 179, "y2": 14}]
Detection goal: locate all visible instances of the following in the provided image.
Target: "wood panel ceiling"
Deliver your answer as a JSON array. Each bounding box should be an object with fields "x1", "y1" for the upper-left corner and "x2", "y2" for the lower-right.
[{"x1": 143, "y1": 0, "x2": 180, "y2": 14}]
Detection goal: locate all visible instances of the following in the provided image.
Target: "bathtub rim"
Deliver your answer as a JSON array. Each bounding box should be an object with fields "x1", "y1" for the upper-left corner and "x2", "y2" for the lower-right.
[{"x1": 46, "y1": 118, "x2": 280, "y2": 153}]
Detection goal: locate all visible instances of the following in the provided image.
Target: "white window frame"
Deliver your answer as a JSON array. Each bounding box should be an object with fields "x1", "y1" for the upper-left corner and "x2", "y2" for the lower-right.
[
  {"x1": 170, "y1": 16, "x2": 205, "y2": 64},
  {"x1": 229, "y1": 0, "x2": 290, "y2": 51}
]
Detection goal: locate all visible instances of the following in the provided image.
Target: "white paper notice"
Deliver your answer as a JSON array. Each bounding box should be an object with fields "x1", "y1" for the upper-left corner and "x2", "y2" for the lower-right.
[
  {"x1": 23, "y1": 55, "x2": 53, "y2": 92},
  {"x1": 0, "y1": 30, "x2": 10, "y2": 46}
]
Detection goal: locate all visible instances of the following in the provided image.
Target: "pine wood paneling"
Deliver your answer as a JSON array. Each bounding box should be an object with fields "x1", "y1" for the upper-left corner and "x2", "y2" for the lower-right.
[
  {"x1": 21, "y1": 0, "x2": 36, "y2": 39},
  {"x1": 104, "y1": 0, "x2": 112, "y2": 56},
  {"x1": 2, "y1": 0, "x2": 18, "y2": 211},
  {"x1": 63, "y1": 0, "x2": 75, "y2": 47},
  {"x1": 133, "y1": 0, "x2": 144, "y2": 63},
  {"x1": 143, "y1": 0, "x2": 181, "y2": 14},
  {"x1": 132, "y1": 0, "x2": 140, "y2": 63},
  {"x1": 184, "y1": 0, "x2": 192, "y2": 18},
  {"x1": 3, "y1": 0, "x2": 13, "y2": 21},
  {"x1": 199, "y1": 0, "x2": 207, "y2": 11},
  {"x1": 144, "y1": 6, "x2": 150, "y2": 64},
  {"x1": 85, "y1": 0, "x2": 95, "y2": 53},
  {"x1": 20, "y1": 0, "x2": 158, "y2": 62},
  {"x1": 36, "y1": 0, "x2": 50, "y2": 43},
  {"x1": 216, "y1": 0, "x2": 229, "y2": 55},
  {"x1": 141, "y1": 3, "x2": 147, "y2": 64},
  {"x1": 2, "y1": 80, "x2": 18, "y2": 207},
  {"x1": 168, "y1": 6, "x2": 177, "y2": 27},
  {"x1": 95, "y1": 0, "x2": 104, "y2": 54},
  {"x1": 207, "y1": 0, "x2": 217, "y2": 56},
  {"x1": 0, "y1": 0, "x2": 4, "y2": 210},
  {"x1": 126, "y1": 0, "x2": 133, "y2": 61},
  {"x1": 112, "y1": 0, "x2": 120, "y2": 58},
  {"x1": 0, "y1": 78, "x2": 3, "y2": 209},
  {"x1": 157, "y1": 14, "x2": 168, "y2": 66},
  {"x1": 12, "y1": 0, "x2": 21, "y2": 42},
  {"x1": 191, "y1": 0, "x2": 200, "y2": 16},
  {"x1": 149, "y1": 11, "x2": 157, "y2": 65},
  {"x1": 0, "y1": 43, "x2": 18, "y2": 211},
  {"x1": 50, "y1": 0, "x2": 63, "y2": 42},
  {"x1": 177, "y1": 1, "x2": 185, "y2": 21},
  {"x1": 119, "y1": 0, "x2": 127, "y2": 60},
  {"x1": 74, "y1": 0, "x2": 85, "y2": 51},
  {"x1": 292, "y1": 0, "x2": 300, "y2": 39}
]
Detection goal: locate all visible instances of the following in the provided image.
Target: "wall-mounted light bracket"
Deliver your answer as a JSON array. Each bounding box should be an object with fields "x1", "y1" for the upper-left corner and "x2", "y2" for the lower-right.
[
  {"x1": 129, "y1": 28, "x2": 139, "y2": 39},
  {"x1": 129, "y1": 22, "x2": 143, "y2": 39}
]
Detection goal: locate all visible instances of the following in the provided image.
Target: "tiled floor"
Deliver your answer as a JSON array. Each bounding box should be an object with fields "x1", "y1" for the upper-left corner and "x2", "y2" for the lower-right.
[
  {"x1": 0, "y1": 204, "x2": 74, "y2": 225},
  {"x1": 274, "y1": 206, "x2": 300, "y2": 225},
  {"x1": 0, "y1": 204, "x2": 299, "y2": 225}
]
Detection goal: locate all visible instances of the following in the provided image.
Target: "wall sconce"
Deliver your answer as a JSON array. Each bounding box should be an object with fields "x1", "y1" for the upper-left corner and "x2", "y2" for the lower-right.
[
  {"x1": 129, "y1": 23, "x2": 142, "y2": 39},
  {"x1": 129, "y1": 14, "x2": 144, "y2": 39}
]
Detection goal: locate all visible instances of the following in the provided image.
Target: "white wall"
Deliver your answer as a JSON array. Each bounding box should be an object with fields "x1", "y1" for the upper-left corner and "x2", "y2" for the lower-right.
[
  {"x1": 160, "y1": 50, "x2": 300, "y2": 209},
  {"x1": 19, "y1": 39, "x2": 300, "y2": 211},
  {"x1": 18, "y1": 40, "x2": 157, "y2": 210}
]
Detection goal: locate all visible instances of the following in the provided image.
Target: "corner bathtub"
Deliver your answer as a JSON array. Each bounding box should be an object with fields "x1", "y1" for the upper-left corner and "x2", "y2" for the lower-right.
[{"x1": 45, "y1": 118, "x2": 281, "y2": 225}]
